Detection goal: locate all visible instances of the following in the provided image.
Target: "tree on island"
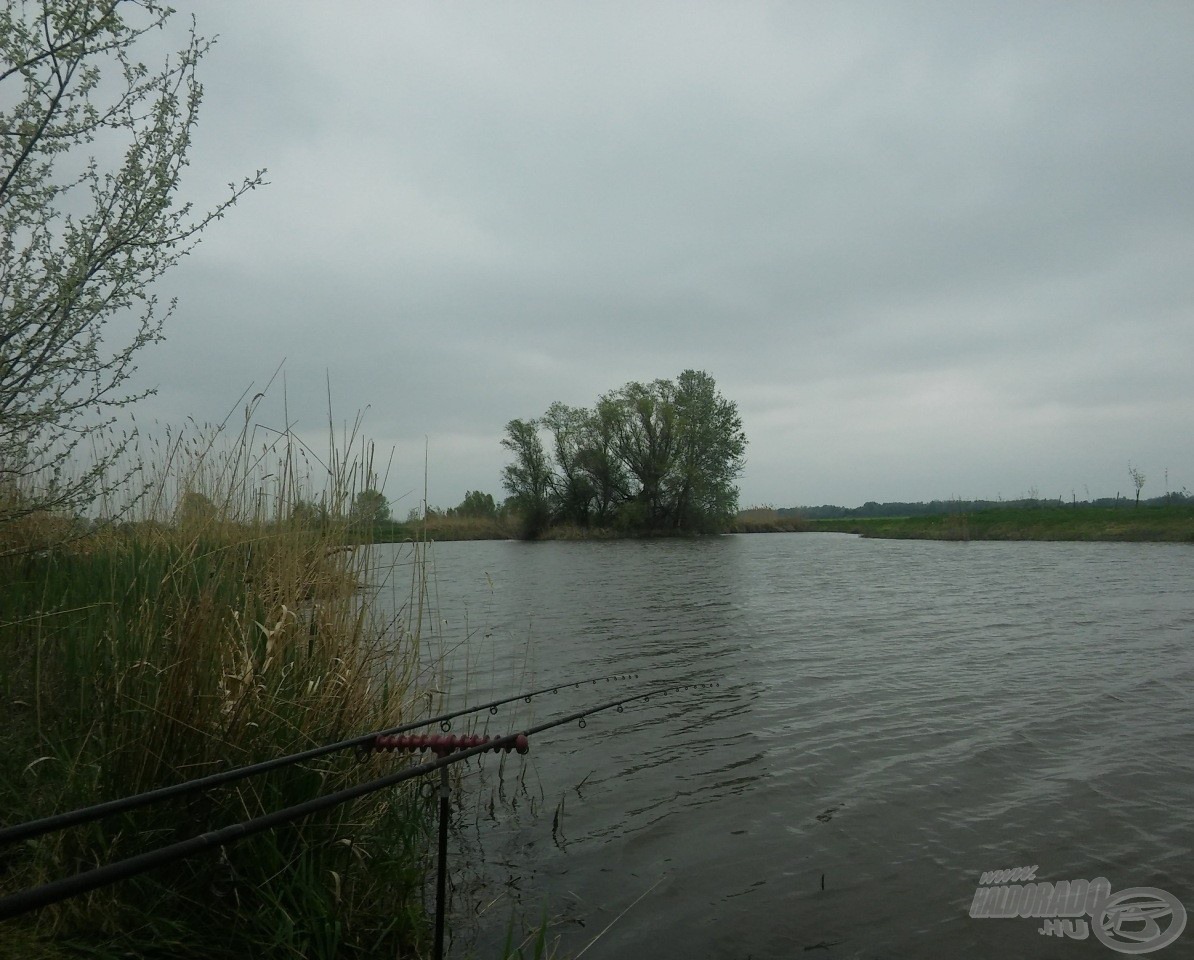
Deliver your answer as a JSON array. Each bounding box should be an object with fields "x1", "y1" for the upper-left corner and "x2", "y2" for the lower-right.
[
  {"x1": 0, "y1": 1, "x2": 264, "y2": 530},
  {"x1": 350, "y1": 488, "x2": 390, "y2": 526},
  {"x1": 174, "y1": 490, "x2": 216, "y2": 527},
  {"x1": 501, "y1": 370, "x2": 746, "y2": 537},
  {"x1": 289, "y1": 499, "x2": 328, "y2": 527},
  {"x1": 450, "y1": 490, "x2": 498, "y2": 518},
  {"x1": 500, "y1": 418, "x2": 554, "y2": 537}
]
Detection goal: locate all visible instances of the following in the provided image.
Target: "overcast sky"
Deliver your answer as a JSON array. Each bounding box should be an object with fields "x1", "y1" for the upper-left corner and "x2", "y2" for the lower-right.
[{"x1": 122, "y1": 1, "x2": 1194, "y2": 513}]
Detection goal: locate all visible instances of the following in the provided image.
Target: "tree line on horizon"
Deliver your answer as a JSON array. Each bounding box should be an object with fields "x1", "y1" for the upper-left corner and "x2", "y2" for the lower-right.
[{"x1": 781, "y1": 491, "x2": 1193, "y2": 520}]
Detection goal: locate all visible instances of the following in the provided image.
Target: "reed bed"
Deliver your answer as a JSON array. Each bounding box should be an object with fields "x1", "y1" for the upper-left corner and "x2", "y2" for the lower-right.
[
  {"x1": 0, "y1": 405, "x2": 440, "y2": 959},
  {"x1": 369, "y1": 514, "x2": 516, "y2": 543},
  {"x1": 728, "y1": 507, "x2": 810, "y2": 534}
]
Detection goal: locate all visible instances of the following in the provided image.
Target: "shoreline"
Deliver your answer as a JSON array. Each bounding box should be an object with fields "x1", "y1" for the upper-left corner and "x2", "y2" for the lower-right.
[
  {"x1": 801, "y1": 504, "x2": 1194, "y2": 543},
  {"x1": 362, "y1": 505, "x2": 1194, "y2": 544}
]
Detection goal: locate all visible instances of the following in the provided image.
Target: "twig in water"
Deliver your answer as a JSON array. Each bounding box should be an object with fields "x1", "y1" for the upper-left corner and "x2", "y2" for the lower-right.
[{"x1": 551, "y1": 795, "x2": 566, "y2": 847}]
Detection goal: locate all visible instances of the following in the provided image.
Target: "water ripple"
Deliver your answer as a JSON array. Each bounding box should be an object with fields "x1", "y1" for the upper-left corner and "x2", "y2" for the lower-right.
[{"x1": 378, "y1": 535, "x2": 1194, "y2": 959}]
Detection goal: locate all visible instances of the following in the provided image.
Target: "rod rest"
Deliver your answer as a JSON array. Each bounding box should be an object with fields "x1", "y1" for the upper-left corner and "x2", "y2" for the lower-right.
[{"x1": 372, "y1": 733, "x2": 530, "y2": 757}]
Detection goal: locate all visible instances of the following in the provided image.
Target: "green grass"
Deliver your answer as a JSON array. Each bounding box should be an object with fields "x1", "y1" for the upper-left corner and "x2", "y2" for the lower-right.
[
  {"x1": 0, "y1": 418, "x2": 441, "y2": 959},
  {"x1": 804, "y1": 503, "x2": 1194, "y2": 542},
  {"x1": 362, "y1": 512, "x2": 781, "y2": 542}
]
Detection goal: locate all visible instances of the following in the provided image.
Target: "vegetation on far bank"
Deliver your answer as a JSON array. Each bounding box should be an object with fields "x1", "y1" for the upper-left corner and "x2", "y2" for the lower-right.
[
  {"x1": 338, "y1": 499, "x2": 1194, "y2": 545},
  {"x1": 802, "y1": 502, "x2": 1194, "y2": 542},
  {"x1": 500, "y1": 371, "x2": 747, "y2": 538},
  {"x1": 328, "y1": 372, "x2": 751, "y2": 544},
  {"x1": 726, "y1": 507, "x2": 811, "y2": 534},
  {"x1": 347, "y1": 506, "x2": 810, "y2": 543}
]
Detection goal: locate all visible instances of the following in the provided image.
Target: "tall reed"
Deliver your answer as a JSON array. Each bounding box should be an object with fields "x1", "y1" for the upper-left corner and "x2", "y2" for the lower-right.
[{"x1": 0, "y1": 397, "x2": 439, "y2": 959}]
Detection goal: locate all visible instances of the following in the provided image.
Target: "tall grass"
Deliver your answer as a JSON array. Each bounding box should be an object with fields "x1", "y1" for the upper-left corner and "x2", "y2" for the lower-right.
[
  {"x1": 728, "y1": 507, "x2": 810, "y2": 534},
  {"x1": 367, "y1": 513, "x2": 516, "y2": 544},
  {"x1": 0, "y1": 401, "x2": 441, "y2": 959}
]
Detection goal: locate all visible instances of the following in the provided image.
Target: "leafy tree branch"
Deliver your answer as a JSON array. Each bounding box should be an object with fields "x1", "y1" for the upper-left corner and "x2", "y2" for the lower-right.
[{"x1": 1, "y1": 0, "x2": 265, "y2": 529}]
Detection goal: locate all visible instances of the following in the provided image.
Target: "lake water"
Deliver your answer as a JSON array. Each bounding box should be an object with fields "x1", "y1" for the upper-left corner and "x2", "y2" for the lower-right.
[{"x1": 373, "y1": 533, "x2": 1194, "y2": 959}]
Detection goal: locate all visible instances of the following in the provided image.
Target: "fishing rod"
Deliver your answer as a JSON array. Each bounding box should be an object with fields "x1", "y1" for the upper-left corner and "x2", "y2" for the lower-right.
[
  {"x1": 0, "y1": 680, "x2": 715, "y2": 923},
  {"x1": 0, "y1": 672, "x2": 638, "y2": 847}
]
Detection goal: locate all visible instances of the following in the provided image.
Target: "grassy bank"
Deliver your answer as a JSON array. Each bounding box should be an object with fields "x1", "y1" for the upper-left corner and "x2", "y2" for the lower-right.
[
  {"x1": 804, "y1": 503, "x2": 1194, "y2": 542},
  {"x1": 0, "y1": 425, "x2": 440, "y2": 958},
  {"x1": 728, "y1": 508, "x2": 811, "y2": 534},
  {"x1": 352, "y1": 503, "x2": 1194, "y2": 545},
  {"x1": 358, "y1": 510, "x2": 810, "y2": 543}
]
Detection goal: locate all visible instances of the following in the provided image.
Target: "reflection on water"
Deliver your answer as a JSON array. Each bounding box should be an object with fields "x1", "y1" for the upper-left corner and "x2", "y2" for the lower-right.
[{"x1": 373, "y1": 534, "x2": 1194, "y2": 959}]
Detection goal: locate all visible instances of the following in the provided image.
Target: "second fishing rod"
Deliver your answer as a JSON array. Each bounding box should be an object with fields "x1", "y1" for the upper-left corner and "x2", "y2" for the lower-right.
[{"x1": 0, "y1": 680, "x2": 717, "y2": 922}]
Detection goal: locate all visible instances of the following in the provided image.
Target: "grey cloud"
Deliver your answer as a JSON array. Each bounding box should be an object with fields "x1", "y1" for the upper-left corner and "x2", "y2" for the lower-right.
[{"x1": 116, "y1": 1, "x2": 1194, "y2": 509}]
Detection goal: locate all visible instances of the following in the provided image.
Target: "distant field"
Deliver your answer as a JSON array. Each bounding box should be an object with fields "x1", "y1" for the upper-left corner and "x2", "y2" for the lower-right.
[{"x1": 804, "y1": 504, "x2": 1194, "y2": 542}]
